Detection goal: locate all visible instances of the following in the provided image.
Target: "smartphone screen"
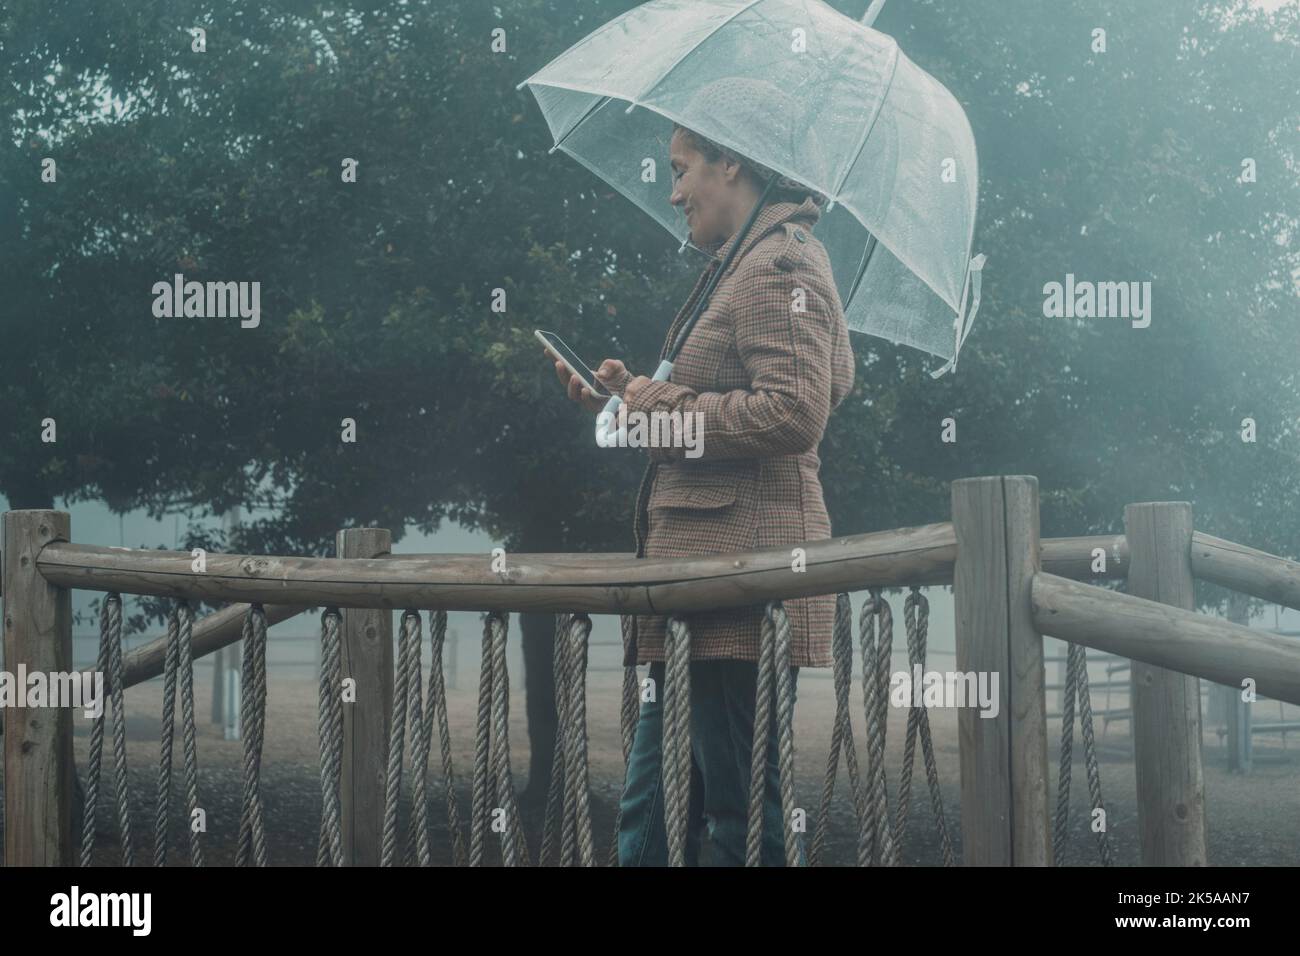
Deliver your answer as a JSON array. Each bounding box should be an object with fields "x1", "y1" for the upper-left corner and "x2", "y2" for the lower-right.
[{"x1": 536, "y1": 330, "x2": 611, "y2": 399}]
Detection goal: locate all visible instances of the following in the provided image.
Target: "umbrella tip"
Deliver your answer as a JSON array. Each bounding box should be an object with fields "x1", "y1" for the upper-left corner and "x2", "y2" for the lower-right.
[
  {"x1": 623, "y1": 102, "x2": 636, "y2": 115},
  {"x1": 514, "y1": 78, "x2": 529, "y2": 91},
  {"x1": 547, "y1": 144, "x2": 560, "y2": 155}
]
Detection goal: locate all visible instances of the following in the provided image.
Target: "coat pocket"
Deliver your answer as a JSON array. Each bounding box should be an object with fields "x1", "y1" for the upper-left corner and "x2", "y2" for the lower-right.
[{"x1": 649, "y1": 461, "x2": 755, "y2": 511}]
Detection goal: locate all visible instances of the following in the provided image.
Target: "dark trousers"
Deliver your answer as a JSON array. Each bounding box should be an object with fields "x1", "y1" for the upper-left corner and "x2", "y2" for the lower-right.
[{"x1": 617, "y1": 659, "x2": 802, "y2": 866}]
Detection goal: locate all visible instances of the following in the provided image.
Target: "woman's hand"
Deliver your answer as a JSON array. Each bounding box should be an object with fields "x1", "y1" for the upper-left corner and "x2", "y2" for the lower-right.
[
  {"x1": 623, "y1": 374, "x2": 652, "y2": 406},
  {"x1": 545, "y1": 350, "x2": 631, "y2": 414}
]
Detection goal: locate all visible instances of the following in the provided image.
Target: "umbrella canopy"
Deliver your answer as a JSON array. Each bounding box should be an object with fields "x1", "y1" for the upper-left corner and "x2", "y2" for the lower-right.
[{"x1": 518, "y1": 0, "x2": 985, "y2": 377}]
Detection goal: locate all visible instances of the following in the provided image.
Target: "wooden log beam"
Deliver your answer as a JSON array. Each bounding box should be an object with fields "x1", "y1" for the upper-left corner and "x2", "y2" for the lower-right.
[
  {"x1": 32, "y1": 524, "x2": 959, "y2": 612},
  {"x1": 1191, "y1": 531, "x2": 1300, "y2": 613},
  {"x1": 1031, "y1": 572, "x2": 1300, "y2": 706},
  {"x1": 28, "y1": 526, "x2": 1133, "y2": 614}
]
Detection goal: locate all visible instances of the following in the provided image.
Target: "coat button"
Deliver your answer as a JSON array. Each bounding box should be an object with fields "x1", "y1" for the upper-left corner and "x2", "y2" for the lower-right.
[{"x1": 793, "y1": 229, "x2": 807, "y2": 242}]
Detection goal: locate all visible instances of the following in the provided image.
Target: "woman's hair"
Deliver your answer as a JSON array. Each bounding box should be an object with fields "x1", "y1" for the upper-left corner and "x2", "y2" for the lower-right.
[{"x1": 671, "y1": 123, "x2": 828, "y2": 208}]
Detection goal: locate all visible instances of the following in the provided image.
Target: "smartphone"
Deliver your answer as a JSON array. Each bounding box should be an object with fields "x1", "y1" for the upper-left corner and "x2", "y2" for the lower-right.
[{"x1": 535, "y1": 329, "x2": 611, "y2": 400}]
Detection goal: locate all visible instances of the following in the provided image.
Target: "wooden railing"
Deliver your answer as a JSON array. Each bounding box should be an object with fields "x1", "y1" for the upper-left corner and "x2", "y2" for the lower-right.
[{"x1": 3, "y1": 475, "x2": 1299, "y2": 866}]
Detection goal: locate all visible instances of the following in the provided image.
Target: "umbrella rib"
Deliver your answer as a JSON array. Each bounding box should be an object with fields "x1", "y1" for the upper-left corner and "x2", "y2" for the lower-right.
[
  {"x1": 621, "y1": 0, "x2": 768, "y2": 113},
  {"x1": 829, "y1": 39, "x2": 901, "y2": 199},
  {"x1": 550, "y1": 94, "x2": 613, "y2": 153},
  {"x1": 846, "y1": 232, "x2": 879, "y2": 305}
]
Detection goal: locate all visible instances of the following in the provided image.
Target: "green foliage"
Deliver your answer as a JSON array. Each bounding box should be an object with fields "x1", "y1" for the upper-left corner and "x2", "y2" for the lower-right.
[{"x1": 1, "y1": 0, "x2": 1296, "y2": 623}]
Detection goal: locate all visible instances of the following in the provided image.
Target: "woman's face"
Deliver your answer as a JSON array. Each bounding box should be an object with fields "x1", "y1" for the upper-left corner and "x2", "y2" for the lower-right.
[{"x1": 669, "y1": 128, "x2": 737, "y2": 247}]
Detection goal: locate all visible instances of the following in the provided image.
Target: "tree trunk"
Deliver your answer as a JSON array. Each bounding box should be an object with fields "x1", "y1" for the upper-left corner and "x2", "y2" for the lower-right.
[
  {"x1": 516, "y1": 524, "x2": 562, "y2": 808},
  {"x1": 518, "y1": 610, "x2": 557, "y2": 807}
]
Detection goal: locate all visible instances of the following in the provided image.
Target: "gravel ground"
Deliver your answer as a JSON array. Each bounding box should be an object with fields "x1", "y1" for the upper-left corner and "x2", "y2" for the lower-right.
[{"x1": 4, "y1": 666, "x2": 1299, "y2": 866}]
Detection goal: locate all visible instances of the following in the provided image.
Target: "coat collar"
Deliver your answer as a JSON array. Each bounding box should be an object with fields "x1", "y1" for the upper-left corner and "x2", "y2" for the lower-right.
[{"x1": 693, "y1": 195, "x2": 822, "y2": 266}]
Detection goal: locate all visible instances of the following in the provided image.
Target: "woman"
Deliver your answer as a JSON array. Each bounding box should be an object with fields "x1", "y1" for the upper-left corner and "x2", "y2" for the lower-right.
[{"x1": 548, "y1": 122, "x2": 855, "y2": 866}]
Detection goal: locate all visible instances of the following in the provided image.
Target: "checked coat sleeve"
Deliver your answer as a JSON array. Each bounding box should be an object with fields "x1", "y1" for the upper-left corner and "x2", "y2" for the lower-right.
[{"x1": 621, "y1": 249, "x2": 839, "y2": 463}]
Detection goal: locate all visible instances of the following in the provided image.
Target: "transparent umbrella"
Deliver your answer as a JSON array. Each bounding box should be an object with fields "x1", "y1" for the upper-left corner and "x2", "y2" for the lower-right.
[{"x1": 517, "y1": 0, "x2": 986, "y2": 380}]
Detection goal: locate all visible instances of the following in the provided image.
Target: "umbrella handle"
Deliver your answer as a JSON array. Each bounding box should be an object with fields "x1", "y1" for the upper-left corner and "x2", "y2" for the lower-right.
[
  {"x1": 595, "y1": 360, "x2": 674, "y2": 446},
  {"x1": 595, "y1": 395, "x2": 624, "y2": 446}
]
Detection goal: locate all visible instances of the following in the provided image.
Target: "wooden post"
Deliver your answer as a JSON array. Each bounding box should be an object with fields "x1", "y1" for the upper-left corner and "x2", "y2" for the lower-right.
[
  {"x1": 2, "y1": 510, "x2": 75, "y2": 866},
  {"x1": 952, "y1": 477, "x2": 1051, "y2": 865},
  {"x1": 1124, "y1": 502, "x2": 1207, "y2": 866},
  {"x1": 1225, "y1": 592, "x2": 1252, "y2": 772},
  {"x1": 337, "y1": 527, "x2": 393, "y2": 866},
  {"x1": 211, "y1": 645, "x2": 225, "y2": 724}
]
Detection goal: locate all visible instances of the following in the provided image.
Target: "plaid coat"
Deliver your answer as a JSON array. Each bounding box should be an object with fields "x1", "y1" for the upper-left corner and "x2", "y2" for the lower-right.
[{"x1": 607, "y1": 197, "x2": 855, "y2": 668}]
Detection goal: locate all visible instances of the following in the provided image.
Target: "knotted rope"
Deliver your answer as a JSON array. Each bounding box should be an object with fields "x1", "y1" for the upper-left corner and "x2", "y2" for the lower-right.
[
  {"x1": 470, "y1": 612, "x2": 529, "y2": 866},
  {"x1": 470, "y1": 611, "x2": 493, "y2": 866},
  {"x1": 810, "y1": 594, "x2": 868, "y2": 866},
  {"x1": 541, "y1": 613, "x2": 573, "y2": 865},
  {"x1": 607, "y1": 614, "x2": 642, "y2": 866},
  {"x1": 662, "y1": 614, "x2": 693, "y2": 867},
  {"x1": 81, "y1": 592, "x2": 133, "y2": 867},
  {"x1": 860, "y1": 588, "x2": 898, "y2": 866},
  {"x1": 155, "y1": 609, "x2": 178, "y2": 867},
  {"x1": 745, "y1": 602, "x2": 803, "y2": 867},
  {"x1": 156, "y1": 601, "x2": 203, "y2": 867},
  {"x1": 427, "y1": 610, "x2": 467, "y2": 865},
  {"x1": 404, "y1": 611, "x2": 432, "y2": 866},
  {"x1": 774, "y1": 604, "x2": 802, "y2": 867},
  {"x1": 896, "y1": 587, "x2": 954, "y2": 865},
  {"x1": 317, "y1": 607, "x2": 344, "y2": 867},
  {"x1": 375, "y1": 609, "x2": 463, "y2": 867},
  {"x1": 380, "y1": 610, "x2": 419, "y2": 866},
  {"x1": 563, "y1": 614, "x2": 595, "y2": 866},
  {"x1": 541, "y1": 612, "x2": 596, "y2": 867},
  {"x1": 745, "y1": 601, "x2": 777, "y2": 867},
  {"x1": 1053, "y1": 641, "x2": 1113, "y2": 866},
  {"x1": 235, "y1": 603, "x2": 268, "y2": 867}
]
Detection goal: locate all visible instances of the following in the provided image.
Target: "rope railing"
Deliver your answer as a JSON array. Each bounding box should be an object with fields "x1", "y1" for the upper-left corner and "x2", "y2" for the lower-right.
[
  {"x1": 317, "y1": 607, "x2": 344, "y2": 867},
  {"x1": 810, "y1": 594, "x2": 867, "y2": 866},
  {"x1": 605, "y1": 614, "x2": 641, "y2": 867},
  {"x1": 155, "y1": 601, "x2": 203, "y2": 867},
  {"x1": 81, "y1": 593, "x2": 133, "y2": 867},
  {"x1": 662, "y1": 614, "x2": 692, "y2": 868},
  {"x1": 235, "y1": 604, "x2": 268, "y2": 867},
  {"x1": 7, "y1": 491, "x2": 1299, "y2": 869},
  {"x1": 42, "y1": 579, "x2": 1299, "y2": 870},
  {"x1": 1054, "y1": 642, "x2": 1113, "y2": 867},
  {"x1": 540, "y1": 613, "x2": 573, "y2": 865},
  {"x1": 897, "y1": 588, "x2": 954, "y2": 865},
  {"x1": 62, "y1": 578, "x2": 1287, "y2": 870},
  {"x1": 66, "y1": 583, "x2": 965, "y2": 869}
]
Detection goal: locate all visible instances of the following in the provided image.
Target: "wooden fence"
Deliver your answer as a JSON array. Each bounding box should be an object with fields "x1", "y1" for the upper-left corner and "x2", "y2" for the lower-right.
[{"x1": 3, "y1": 475, "x2": 1299, "y2": 865}]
